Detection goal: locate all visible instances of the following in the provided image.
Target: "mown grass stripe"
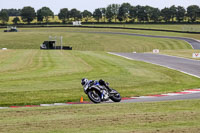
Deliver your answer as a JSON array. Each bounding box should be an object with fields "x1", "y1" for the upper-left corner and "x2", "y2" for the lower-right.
[{"x1": 0, "y1": 50, "x2": 199, "y2": 106}]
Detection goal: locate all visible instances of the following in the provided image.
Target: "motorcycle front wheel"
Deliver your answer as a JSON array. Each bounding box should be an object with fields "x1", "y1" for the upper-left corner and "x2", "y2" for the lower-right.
[{"x1": 87, "y1": 90, "x2": 101, "y2": 103}]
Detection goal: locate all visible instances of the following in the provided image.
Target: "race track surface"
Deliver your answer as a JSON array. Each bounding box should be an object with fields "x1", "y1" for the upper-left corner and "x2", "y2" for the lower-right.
[
  {"x1": 121, "y1": 92, "x2": 200, "y2": 103},
  {"x1": 111, "y1": 52, "x2": 200, "y2": 78},
  {"x1": 72, "y1": 31, "x2": 200, "y2": 49},
  {"x1": 98, "y1": 31, "x2": 200, "y2": 49},
  {"x1": 109, "y1": 52, "x2": 200, "y2": 103}
]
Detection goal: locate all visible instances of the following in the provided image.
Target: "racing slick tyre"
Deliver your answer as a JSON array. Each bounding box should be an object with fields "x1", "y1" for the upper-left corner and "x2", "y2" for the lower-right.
[
  {"x1": 87, "y1": 90, "x2": 101, "y2": 103},
  {"x1": 109, "y1": 89, "x2": 121, "y2": 102}
]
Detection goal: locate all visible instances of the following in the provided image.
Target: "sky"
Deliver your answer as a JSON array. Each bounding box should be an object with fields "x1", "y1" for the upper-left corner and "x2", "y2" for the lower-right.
[{"x1": 1, "y1": 0, "x2": 200, "y2": 14}]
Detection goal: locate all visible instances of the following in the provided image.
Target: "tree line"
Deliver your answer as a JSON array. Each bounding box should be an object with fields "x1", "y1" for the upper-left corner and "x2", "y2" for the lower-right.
[{"x1": 0, "y1": 3, "x2": 200, "y2": 24}]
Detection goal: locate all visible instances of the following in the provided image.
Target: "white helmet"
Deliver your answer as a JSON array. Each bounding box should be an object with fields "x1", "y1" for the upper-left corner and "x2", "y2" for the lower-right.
[{"x1": 81, "y1": 78, "x2": 89, "y2": 86}]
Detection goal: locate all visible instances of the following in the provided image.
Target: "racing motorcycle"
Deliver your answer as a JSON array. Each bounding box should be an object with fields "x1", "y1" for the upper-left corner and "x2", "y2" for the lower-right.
[{"x1": 82, "y1": 79, "x2": 121, "y2": 103}]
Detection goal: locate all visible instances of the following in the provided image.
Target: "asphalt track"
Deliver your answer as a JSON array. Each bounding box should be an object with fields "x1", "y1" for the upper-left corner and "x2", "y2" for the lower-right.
[
  {"x1": 111, "y1": 52, "x2": 200, "y2": 78},
  {"x1": 98, "y1": 31, "x2": 200, "y2": 49},
  {"x1": 70, "y1": 31, "x2": 200, "y2": 49},
  {"x1": 121, "y1": 92, "x2": 200, "y2": 103},
  {"x1": 109, "y1": 52, "x2": 200, "y2": 103}
]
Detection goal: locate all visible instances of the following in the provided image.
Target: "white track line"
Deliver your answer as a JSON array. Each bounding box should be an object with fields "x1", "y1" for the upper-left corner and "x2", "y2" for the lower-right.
[
  {"x1": 54, "y1": 103, "x2": 68, "y2": 106},
  {"x1": 40, "y1": 104, "x2": 55, "y2": 107},
  {"x1": 0, "y1": 107, "x2": 9, "y2": 109},
  {"x1": 137, "y1": 96, "x2": 154, "y2": 98},
  {"x1": 182, "y1": 91, "x2": 200, "y2": 93},
  {"x1": 163, "y1": 93, "x2": 183, "y2": 96}
]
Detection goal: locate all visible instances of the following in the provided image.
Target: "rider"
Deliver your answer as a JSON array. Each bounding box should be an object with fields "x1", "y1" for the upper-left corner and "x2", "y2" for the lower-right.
[{"x1": 81, "y1": 78, "x2": 112, "y2": 92}]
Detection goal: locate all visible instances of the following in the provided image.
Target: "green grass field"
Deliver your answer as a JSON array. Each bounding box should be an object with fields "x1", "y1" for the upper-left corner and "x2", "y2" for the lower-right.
[
  {"x1": 1, "y1": 99, "x2": 200, "y2": 133},
  {"x1": 0, "y1": 50, "x2": 199, "y2": 106},
  {"x1": 0, "y1": 27, "x2": 196, "y2": 51},
  {"x1": 0, "y1": 27, "x2": 199, "y2": 106},
  {"x1": 0, "y1": 26, "x2": 200, "y2": 132}
]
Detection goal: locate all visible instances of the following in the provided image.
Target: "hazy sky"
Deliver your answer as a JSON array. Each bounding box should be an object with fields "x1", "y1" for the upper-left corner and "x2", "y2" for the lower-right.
[{"x1": 1, "y1": 0, "x2": 200, "y2": 14}]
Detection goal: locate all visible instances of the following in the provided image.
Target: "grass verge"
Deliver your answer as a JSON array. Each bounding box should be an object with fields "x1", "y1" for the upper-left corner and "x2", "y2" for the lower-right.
[
  {"x1": 0, "y1": 99, "x2": 200, "y2": 133},
  {"x1": 160, "y1": 49, "x2": 200, "y2": 60}
]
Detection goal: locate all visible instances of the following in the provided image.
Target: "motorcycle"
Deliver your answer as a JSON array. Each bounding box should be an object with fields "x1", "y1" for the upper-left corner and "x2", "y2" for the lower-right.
[{"x1": 83, "y1": 80, "x2": 121, "y2": 103}]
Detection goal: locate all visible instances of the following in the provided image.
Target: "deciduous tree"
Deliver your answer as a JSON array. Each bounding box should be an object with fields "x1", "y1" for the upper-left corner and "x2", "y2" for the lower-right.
[
  {"x1": 161, "y1": 7, "x2": 171, "y2": 22},
  {"x1": 117, "y1": 3, "x2": 131, "y2": 22},
  {"x1": 176, "y1": 6, "x2": 186, "y2": 22},
  {"x1": 169, "y1": 5, "x2": 177, "y2": 22},
  {"x1": 106, "y1": 5, "x2": 114, "y2": 22},
  {"x1": 100, "y1": 8, "x2": 106, "y2": 22},
  {"x1": 21, "y1": 6, "x2": 36, "y2": 24},
  {"x1": 136, "y1": 5, "x2": 148, "y2": 22},
  {"x1": 129, "y1": 6, "x2": 137, "y2": 22},
  {"x1": 187, "y1": 5, "x2": 200, "y2": 22},
  {"x1": 149, "y1": 7, "x2": 161, "y2": 22},
  {"x1": 93, "y1": 8, "x2": 102, "y2": 22},
  {"x1": 0, "y1": 10, "x2": 9, "y2": 24},
  {"x1": 58, "y1": 8, "x2": 70, "y2": 23},
  {"x1": 37, "y1": 7, "x2": 54, "y2": 23},
  {"x1": 111, "y1": 4, "x2": 120, "y2": 22},
  {"x1": 36, "y1": 9, "x2": 43, "y2": 22},
  {"x1": 70, "y1": 8, "x2": 82, "y2": 21},
  {"x1": 82, "y1": 10, "x2": 92, "y2": 22},
  {"x1": 12, "y1": 16, "x2": 20, "y2": 24},
  {"x1": 1, "y1": 9, "x2": 21, "y2": 16}
]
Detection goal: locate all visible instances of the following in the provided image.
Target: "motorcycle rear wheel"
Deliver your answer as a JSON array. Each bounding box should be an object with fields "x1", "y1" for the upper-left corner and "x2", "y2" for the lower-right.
[
  {"x1": 110, "y1": 89, "x2": 121, "y2": 102},
  {"x1": 88, "y1": 90, "x2": 101, "y2": 103}
]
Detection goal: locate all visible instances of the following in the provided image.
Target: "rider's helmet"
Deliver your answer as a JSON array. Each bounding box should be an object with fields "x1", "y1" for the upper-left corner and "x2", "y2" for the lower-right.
[{"x1": 81, "y1": 78, "x2": 89, "y2": 86}]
